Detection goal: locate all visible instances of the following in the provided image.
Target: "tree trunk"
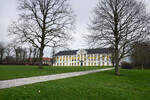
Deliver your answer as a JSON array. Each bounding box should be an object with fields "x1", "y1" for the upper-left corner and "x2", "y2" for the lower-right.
[
  {"x1": 114, "y1": 46, "x2": 120, "y2": 75},
  {"x1": 15, "y1": 52, "x2": 18, "y2": 64},
  {"x1": 22, "y1": 51, "x2": 26, "y2": 64},
  {"x1": 38, "y1": 47, "x2": 44, "y2": 69},
  {"x1": 115, "y1": 62, "x2": 120, "y2": 75},
  {"x1": 0, "y1": 52, "x2": 3, "y2": 63},
  {"x1": 28, "y1": 49, "x2": 32, "y2": 64},
  {"x1": 33, "y1": 48, "x2": 37, "y2": 64}
]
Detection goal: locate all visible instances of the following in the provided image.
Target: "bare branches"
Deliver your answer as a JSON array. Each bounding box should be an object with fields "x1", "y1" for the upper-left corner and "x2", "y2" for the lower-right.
[
  {"x1": 9, "y1": 0, "x2": 75, "y2": 68},
  {"x1": 87, "y1": 0, "x2": 150, "y2": 75}
]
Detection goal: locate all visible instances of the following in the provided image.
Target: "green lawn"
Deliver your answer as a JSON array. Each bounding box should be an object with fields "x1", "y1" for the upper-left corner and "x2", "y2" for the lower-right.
[
  {"x1": 0, "y1": 69, "x2": 150, "y2": 100},
  {"x1": 0, "y1": 65, "x2": 109, "y2": 80}
]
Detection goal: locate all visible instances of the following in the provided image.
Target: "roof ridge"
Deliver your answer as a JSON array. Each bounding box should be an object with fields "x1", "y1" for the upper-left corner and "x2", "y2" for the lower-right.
[{"x1": 55, "y1": 48, "x2": 112, "y2": 56}]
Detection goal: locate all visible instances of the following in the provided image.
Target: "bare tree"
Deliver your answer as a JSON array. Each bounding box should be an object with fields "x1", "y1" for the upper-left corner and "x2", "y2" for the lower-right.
[
  {"x1": 50, "y1": 43, "x2": 57, "y2": 66},
  {"x1": 5, "y1": 44, "x2": 12, "y2": 57},
  {"x1": 9, "y1": 0, "x2": 75, "y2": 68},
  {"x1": 28, "y1": 46, "x2": 33, "y2": 64},
  {"x1": 87, "y1": 0, "x2": 150, "y2": 75},
  {"x1": 32, "y1": 47, "x2": 39, "y2": 64},
  {"x1": 22, "y1": 48, "x2": 28, "y2": 64},
  {"x1": 13, "y1": 45, "x2": 22, "y2": 63},
  {"x1": 0, "y1": 42, "x2": 6, "y2": 63}
]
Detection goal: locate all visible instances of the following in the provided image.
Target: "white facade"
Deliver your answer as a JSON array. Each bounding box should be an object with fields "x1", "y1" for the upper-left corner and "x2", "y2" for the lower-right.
[{"x1": 54, "y1": 49, "x2": 112, "y2": 66}]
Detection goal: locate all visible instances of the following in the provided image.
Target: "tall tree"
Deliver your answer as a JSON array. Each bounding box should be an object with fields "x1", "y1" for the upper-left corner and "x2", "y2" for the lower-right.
[
  {"x1": 87, "y1": 0, "x2": 150, "y2": 75},
  {"x1": 50, "y1": 43, "x2": 57, "y2": 66},
  {"x1": 22, "y1": 48, "x2": 27, "y2": 64},
  {"x1": 0, "y1": 42, "x2": 5, "y2": 63},
  {"x1": 13, "y1": 45, "x2": 22, "y2": 63},
  {"x1": 9, "y1": 0, "x2": 75, "y2": 68},
  {"x1": 28, "y1": 46, "x2": 33, "y2": 64},
  {"x1": 32, "y1": 47, "x2": 39, "y2": 64},
  {"x1": 5, "y1": 44, "x2": 12, "y2": 57}
]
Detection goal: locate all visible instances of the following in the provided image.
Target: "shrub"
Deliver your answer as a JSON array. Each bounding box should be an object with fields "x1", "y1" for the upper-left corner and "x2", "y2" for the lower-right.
[{"x1": 121, "y1": 61, "x2": 133, "y2": 69}]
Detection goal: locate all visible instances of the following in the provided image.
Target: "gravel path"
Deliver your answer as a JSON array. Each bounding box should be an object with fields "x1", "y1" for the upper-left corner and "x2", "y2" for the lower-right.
[{"x1": 0, "y1": 68, "x2": 113, "y2": 89}]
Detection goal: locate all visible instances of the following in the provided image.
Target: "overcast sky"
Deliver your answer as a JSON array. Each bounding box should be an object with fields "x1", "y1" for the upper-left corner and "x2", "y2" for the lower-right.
[{"x1": 0, "y1": 0, "x2": 150, "y2": 57}]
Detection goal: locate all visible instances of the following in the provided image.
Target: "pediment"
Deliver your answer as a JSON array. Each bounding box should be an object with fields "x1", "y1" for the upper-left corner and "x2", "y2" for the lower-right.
[{"x1": 77, "y1": 49, "x2": 87, "y2": 55}]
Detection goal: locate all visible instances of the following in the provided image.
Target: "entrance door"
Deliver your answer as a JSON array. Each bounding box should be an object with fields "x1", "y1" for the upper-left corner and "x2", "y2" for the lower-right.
[{"x1": 80, "y1": 60, "x2": 83, "y2": 66}]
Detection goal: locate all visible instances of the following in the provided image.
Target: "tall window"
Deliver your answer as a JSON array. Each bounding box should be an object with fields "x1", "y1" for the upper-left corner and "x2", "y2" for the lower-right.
[
  {"x1": 107, "y1": 55, "x2": 110, "y2": 61},
  {"x1": 70, "y1": 56, "x2": 71, "y2": 61},
  {"x1": 63, "y1": 56, "x2": 65, "y2": 62},
  {"x1": 103, "y1": 62, "x2": 104, "y2": 66},
  {"x1": 94, "y1": 55, "x2": 96, "y2": 61},
  {"x1": 60, "y1": 56, "x2": 62, "y2": 61},
  {"x1": 88, "y1": 55, "x2": 90, "y2": 61},
  {"x1": 66, "y1": 56, "x2": 68, "y2": 61},
  {"x1": 98, "y1": 55, "x2": 100, "y2": 60},
  {"x1": 102, "y1": 55, "x2": 105, "y2": 61}
]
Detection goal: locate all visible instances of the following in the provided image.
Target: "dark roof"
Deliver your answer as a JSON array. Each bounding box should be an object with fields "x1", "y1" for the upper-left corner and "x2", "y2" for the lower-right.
[
  {"x1": 55, "y1": 48, "x2": 112, "y2": 56},
  {"x1": 86, "y1": 48, "x2": 112, "y2": 54},
  {"x1": 55, "y1": 50, "x2": 78, "y2": 56}
]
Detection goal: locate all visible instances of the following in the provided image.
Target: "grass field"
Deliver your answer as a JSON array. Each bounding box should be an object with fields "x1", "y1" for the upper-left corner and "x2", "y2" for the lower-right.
[
  {"x1": 0, "y1": 69, "x2": 150, "y2": 100},
  {"x1": 0, "y1": 65, "x2": 110, "y2": 80}
]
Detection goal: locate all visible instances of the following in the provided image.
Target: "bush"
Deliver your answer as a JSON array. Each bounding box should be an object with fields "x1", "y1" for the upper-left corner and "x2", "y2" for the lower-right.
[
  {"x1": 121, "y1": 61, "x2": 133, "y2": 69},
  {"x1": 132, "y1": 64, "x2": 150, "y2": 69}
]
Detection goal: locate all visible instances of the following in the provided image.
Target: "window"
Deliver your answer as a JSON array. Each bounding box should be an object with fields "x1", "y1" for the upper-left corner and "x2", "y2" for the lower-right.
[
  {"x1": 66, "y1": 56, "x2": 68, "y2": 61},
  {"x1": 94, "y1": 56, "x2": 96, "y2": 61},
  {"x1": 103, "y1": 62, "x2": 104, "y2": 66},
  {"x1": 107, "y1": 56, "x2": 110, "y2": 61},
  {"x1": 81, "y1": 56, "x2": 83, "y2": 60},
  {"x1": 98, "y1": 55, "x2": 100, "y2": 60},
  {"x1": 88, "y1": 56, "x2": 90, "y2": 60},
  {"x1": 102, "y1": 55, "x2": 105, "y2": 61},
  {"x1": 63, "y1": 56, "x2": 65, "y2": 61},
  {"x1": 98, "y1": 62, "x2": 100, "y2": 66},
  {"x1": 60, "y1": 56, "x2": 62, "y2": 61},
  {"x1": 70, "y1": 56, "x2": 71, "y2": 60}
]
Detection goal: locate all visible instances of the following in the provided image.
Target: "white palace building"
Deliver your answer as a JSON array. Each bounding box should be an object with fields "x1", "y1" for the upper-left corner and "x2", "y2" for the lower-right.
[{"x1": 54, "y1": 48, "x2": 112, "y2": 66}]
